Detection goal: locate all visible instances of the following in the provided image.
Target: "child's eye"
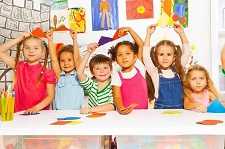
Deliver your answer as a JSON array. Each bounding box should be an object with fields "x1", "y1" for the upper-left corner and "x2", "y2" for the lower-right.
[
  {"x1": 159, "y1": 53, "x2": 164, "y2": 56},
  {"x1": 167, "y1": 53, "x2": 172, "y2": 56}
]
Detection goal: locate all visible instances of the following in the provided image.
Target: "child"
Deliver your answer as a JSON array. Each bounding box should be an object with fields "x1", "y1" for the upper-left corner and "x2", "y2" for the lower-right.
[
  {"x1": 46, "y1": 30, "x2": 84, "y2": 110},
  {"x1": 143, "y1": 24, "x2": 192, "y2": 109},
  {"x1": 0, "y1": 33, "x2": 56, "y2": 113},
  {"x1": 77, "y1": 43, "x2": 114, "y2": 113},
  {"x1": 109, "y1": 40, "x2": 148, "y2": 115},
  {"x1": 183, "y1": 64, "x2": 220, "y2": 112}
]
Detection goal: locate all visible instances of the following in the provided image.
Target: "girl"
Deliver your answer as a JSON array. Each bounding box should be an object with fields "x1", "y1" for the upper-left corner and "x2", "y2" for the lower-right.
[
  {"x1": 183, "y1": 65, "x2": 220, "y2": 112},
  {"x1": 109, "y1": 41, "x2": 148, "y2": 115},
  {"x1": 143, "y1": 24, "x2": 192, "y2": 109},
  {"x1": 46, "y1": 30, "x2": 84, "y2": 110},
  {"x1": 77, "y1": 43, "x2": 114, "y2": 113},
  {"x1": 0, "y1": 33, "x2": 56, "y2": 113}
]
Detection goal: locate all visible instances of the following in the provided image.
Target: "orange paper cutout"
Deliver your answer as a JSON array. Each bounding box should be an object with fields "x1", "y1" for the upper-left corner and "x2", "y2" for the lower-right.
[{"x1": 31, "y1": 27, "x2": 46, "y2": 38}]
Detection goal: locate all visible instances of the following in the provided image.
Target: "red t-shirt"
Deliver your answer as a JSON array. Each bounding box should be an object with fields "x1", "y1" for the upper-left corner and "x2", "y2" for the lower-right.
[{"x1": 14, "y1": 61, "x2": 56, "y2": 112}]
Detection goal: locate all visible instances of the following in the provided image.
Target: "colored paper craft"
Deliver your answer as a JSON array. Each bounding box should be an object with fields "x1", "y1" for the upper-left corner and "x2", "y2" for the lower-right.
[
  {"x1": 68, "y1": 120, "x2": 82, "y2": 125},
  {"x1": 31, "y1": 27, "x2": 46, "y2": 38},
  {"x1": 98, "y1": 36, "x2": 113, "y2": 46},
  {"x1": 196, "y1": 120, "x2": 223, "y2": 125},
  {"x1": 57, "y1": 116, "x2": 81, "y2": 120},
  {"x1": 162, "y1": 110, "x2": 182, "y2": 116},
  {"x1": 87, "y1": 112, "x2": 106, "y2": 118},
  {"x1": 112, "y1": 29, "x2": 128, "y2": 40},
  {"x1": 126, "y1": 0, "x2": 153, "y2": 20},
  {"x1": 50, "y1": 120, "x2": 72, "y2": 125},
  {"x1": 207, "y1": 100, "x2": 225, "y2": 113}
]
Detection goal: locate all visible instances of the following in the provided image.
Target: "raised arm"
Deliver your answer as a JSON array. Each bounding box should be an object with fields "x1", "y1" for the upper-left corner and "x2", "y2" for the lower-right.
[
  {"x1": 119, "y1": 27, "x2": 144, "y2": 59},
  {"x1": 174, "y1": 24, "x2": 192, "y2": 67},
  {"x1": 77, "y1": 43, "x2": 98, "y2": 81},
  {"x1": 0, "y1": 32, "x2": 30, "y2": 68},
  {"x1": 70, "y1": 31, "x2": 81, "y2": 69},
  {"x1": 46, "y1": 30, "x2": 61, "y2": 79}
]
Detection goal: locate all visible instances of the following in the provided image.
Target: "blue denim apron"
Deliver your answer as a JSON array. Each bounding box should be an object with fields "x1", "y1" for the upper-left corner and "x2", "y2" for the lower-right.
[{"x1": 154, "y1": 73, "x2": 184, "y2": 109}]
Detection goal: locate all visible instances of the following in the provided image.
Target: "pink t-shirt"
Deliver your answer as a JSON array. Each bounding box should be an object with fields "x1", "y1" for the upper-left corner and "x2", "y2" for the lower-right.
[
  {"x1": 191, "y1": 89, "x2": 210, "y2": 107},
  {"x1": 14, "y1": 61, "x2": 56, "y2": 112}
]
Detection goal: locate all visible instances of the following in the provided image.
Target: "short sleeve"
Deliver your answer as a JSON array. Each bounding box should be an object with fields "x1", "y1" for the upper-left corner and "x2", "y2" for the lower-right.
[
  {"x1": 111, "y1": 70, "x2": 121, "y2": 86},
  {"x1": 44, "y1": 69, "x2": 57, "y2": 84},
  {"x1": 80, "y1": 77, "x2": 94, "y2": 91}
]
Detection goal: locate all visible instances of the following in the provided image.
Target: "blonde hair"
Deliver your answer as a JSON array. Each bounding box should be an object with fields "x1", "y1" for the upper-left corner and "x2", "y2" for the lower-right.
[{"x1": 183, "y1": 64, "x2": 219, "y2": 102}]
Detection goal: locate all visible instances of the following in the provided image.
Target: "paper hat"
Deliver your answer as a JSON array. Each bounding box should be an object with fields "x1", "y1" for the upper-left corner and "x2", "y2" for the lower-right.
[
  {"x1": 31, "y1": 27, "x2": 47, "y2": 38},
  {"x1": 207, "y1": 99, "x2": 225, "y2": 113},
  {"x1": 55, "y1": 24, "x2": 70, "y2": 32},
  {"x1": 98, "y1": 36, "x2": 113, "y2": 46},
  {"x1": 112, "y1": 29, "x2": 128, "y2": 40}
]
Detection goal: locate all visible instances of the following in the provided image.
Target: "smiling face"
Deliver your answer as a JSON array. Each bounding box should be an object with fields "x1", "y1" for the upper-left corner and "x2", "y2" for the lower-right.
[
  {"x1": 156, "y1": 45, "x2": 175, "y2": 69},
  {"x1": 188, "y1": 70, "x2": 207, "y2": 93},
  {"x1": 116, "y1": 45, "x2": 137, "y2": 72},
  {"x1": 59, "y1": 51, "x2": 75, "y2": 73},
  {"x1": 22, "y1": 38, "x2": 44, "y2": 65},
  {"x1": 92, "y1": 63, "x2": 112, "y2": 82}
]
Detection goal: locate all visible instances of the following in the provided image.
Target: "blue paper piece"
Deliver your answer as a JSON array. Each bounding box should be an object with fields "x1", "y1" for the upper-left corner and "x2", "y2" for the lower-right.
[
  {"x1": 57, "y1": 117, "x2": 81, "y2": 120},
  {"x1": 207, "y1": 99, "x2": 225, "y2": 113},
  {"x1": 98, "y1": 36, "x2": 113, "y2": 46}
]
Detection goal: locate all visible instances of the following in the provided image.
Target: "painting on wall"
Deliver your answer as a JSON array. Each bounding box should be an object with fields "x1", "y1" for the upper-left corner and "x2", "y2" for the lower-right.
[
  {"x1": 68, "y1": 8, "x2": 86, "y2": 33},
  {"x1": 91, "y1": 0, "x2": 119, "y2": 31},
  {"x1": 126, "y1": 0, "x2": 153, "y2": 20},
  {"x1": 157, "y1": 0, "x2": 188, "y2": 27}
]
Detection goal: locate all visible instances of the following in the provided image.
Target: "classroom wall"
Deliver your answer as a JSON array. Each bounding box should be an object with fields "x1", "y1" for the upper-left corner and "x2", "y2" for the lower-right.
[
  {"x1": 12, "y1": 0, "x2": 212, "y2": 73},
  {"x1": 66, "y1": 0, "x2": 212, "y2": 73}
]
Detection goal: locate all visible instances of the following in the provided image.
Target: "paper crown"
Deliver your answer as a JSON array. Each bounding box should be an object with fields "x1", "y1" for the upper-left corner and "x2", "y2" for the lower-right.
[
  {"x1": 112, "y1": 29, "x2": 128, "y2": 40},
  {"x1": 54, "y1": 24, "x2": 70, "y2": 32}
]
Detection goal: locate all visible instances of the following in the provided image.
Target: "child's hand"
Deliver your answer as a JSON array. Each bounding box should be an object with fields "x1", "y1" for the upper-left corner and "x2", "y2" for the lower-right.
[
  {"x1": 118, "y1": 104, "x2": 137, "y2": 115},
  {"x1": 21, "y1": 32, "x2": 31, "y2": 39},
  {"x1": 46, "y1": 30, "x2": 54, "y2": 41},
  {"x1": 118, "y1": 27, "x2": 130, "y2": 37},
  {"x1": 24, "y1": 106, "x2": 39, "y2": 114},
  {"x1": 80, "y1": 107, "x2": 90, "y2": 114},
  {"x1": 87, "y1": 43, "x2": 98, "y2": 53},
  {"x1": 70, "y1": 30, "x2": 77, "y2": 41},
  {"x1": 147, "y1": 25, "x2": 156, "y2": 35},
  {"x1": 174, "y1": 24, "x2": 185, "y2": 35},
  {"x1": 193, "y1": 104, "x2": 207, "y2": 113}
]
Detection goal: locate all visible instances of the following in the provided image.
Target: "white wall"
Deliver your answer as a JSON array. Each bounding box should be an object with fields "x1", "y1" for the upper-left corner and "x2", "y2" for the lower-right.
[{"x1": 13, "y1": 0, "x2": 212, "y2": 72}]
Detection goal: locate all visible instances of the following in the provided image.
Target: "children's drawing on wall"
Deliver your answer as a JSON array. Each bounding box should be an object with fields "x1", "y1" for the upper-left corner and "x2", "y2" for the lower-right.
[
  {"x1": 157, "y1": 0, "x2": 188, "y2": 27},
  {"x1": 52, "y1": 0, "x2": 68, "y2": 10},
  {"x1": 68, "y1": 8, "x2": 86, "y2": 33},
  {"x1": 50, "y1": 9, "x2": 68, "y2": 29},
  {"x1": 91, "y1": 0, "x2": 119, "y2": 31},
  {"x1": 126, "y1": 0, "x2": 153, "y2": 20}
]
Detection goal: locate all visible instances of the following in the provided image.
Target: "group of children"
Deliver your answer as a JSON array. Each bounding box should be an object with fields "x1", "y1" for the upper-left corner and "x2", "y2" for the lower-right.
[{"x1": 0, "y1": 24, "x2": 224, "y2": 115}]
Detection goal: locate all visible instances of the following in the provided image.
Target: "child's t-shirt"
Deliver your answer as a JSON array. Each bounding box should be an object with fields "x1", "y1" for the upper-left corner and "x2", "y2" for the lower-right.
[
  {"x1": 80, "y1": 77, "x2": 113, "y2": 108},
  {"x1": 54, "y1": 71, "x2": 84, "y2": 110},
  {"x1": 14, "y1": 61, "x2": 56, "y2": 112}
]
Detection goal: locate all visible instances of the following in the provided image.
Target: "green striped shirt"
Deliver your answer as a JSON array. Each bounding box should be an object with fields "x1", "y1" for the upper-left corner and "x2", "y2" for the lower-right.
[{"x1": 80, "y1": 77, "x2": 113, "y2": 108}]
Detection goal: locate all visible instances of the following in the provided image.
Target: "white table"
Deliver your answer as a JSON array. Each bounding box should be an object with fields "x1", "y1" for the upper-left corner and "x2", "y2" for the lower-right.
[{"x1": 0, "y1": 109, "x2": 224, "y2": 135}]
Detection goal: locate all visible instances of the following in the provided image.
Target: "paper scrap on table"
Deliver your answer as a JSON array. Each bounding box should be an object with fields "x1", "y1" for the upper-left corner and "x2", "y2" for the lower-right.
[
  {"x1": 50, "y1": 120, "x2": 72, "y2": 125},
  {"x1": 161, "y1": 110, "x2": 182, "y2": 116},
  {"x1": 86, "y1": 112, "x2": 106, "y2": 118},
  {"x1": 57, "y1": 116, "x2": 81, "y2": 121},
  {"x1": 196, "y1": 120, "x2": 223, "y2": 125}
]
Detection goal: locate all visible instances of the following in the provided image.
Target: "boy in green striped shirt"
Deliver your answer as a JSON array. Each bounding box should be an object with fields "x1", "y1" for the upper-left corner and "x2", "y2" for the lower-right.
[{"x1": 77, "y1": 43, "x2": 115, "y2": 113}]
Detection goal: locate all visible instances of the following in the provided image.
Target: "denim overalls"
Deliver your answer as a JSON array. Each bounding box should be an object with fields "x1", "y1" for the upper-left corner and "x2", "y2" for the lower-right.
[
  {"x1": 154, "y1": 72, "x2": 184, "y2": 109},
  {"x1": 54, "y1": 71, "x2": 84, "y2": 110}
]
